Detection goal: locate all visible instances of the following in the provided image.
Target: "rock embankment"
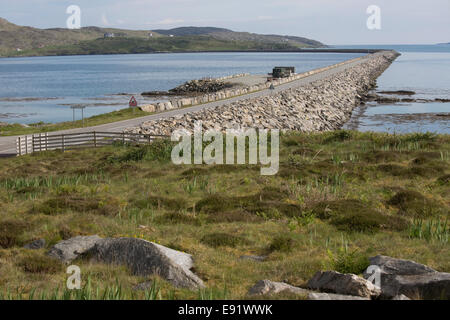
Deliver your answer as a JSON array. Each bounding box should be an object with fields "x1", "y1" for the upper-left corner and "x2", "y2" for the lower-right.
[
  {"x1": 169, "y1": 79, "x2": 236, "y2": 94},
  {"x1": 129, "y1": 51, "x2": 399, "y2": 135},
  {"x1": 141, "y1": 73, "x2": 249, "y2": 97}
]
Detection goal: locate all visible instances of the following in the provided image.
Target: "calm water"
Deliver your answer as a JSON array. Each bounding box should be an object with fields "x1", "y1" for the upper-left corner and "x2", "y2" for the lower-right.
[
  {"x1": 1, "y1": 48, "x2": 449, "y2": 133},
  {"x1": 0, "y1": 52, "x2": 363, "y2": 124},
  {"x1": 340, "y1": 45, "x2": 450, "y2": 134}
]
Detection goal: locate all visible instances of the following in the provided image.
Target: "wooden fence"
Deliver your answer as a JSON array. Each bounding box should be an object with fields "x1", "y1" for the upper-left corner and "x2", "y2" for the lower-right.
[{"x1": 16, "y1": 131, "x2": 168, "y2": 156}]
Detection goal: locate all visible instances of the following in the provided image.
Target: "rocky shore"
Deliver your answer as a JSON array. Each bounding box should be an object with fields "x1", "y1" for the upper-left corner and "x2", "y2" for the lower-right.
[
  {"x1": 128, "y1": 51, "x2": 399, "y2": 135},
  {"x1": 141, "y1": 73, "x2": 249, "y2": 96}
]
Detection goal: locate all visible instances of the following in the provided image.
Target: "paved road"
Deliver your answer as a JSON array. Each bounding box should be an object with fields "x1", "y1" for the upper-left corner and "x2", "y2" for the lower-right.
[{"x1": 0, "y1": 55, "x2": 369, "y2": 157}]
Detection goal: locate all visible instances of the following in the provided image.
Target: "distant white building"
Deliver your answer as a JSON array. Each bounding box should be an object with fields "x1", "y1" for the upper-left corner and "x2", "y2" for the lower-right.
[
  {"x1": 148, "y1": 33, "x2": 153, "y2": 38},
  {"x1": 169, "y1": 34, "x2": 174, "y2": 37},
  {"x1": 104, "y1": 33, "x2": 115, "y2": 38}
]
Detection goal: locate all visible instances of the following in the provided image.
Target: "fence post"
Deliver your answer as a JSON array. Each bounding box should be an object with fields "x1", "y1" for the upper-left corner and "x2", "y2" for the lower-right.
[
  {"x1": 62, "y1": 134, "x2": 65, "y2": 152},
  {"x1": 122, "y1": 132, "x2": 125, "y2": 144},
  {"x1": 17, "y1": 137, "x2": 21, "y2": 156},
  {"x1": 25, "y1": 136, "x2": 28, "y2": 155},
  {"x1": 45, "y1": 133, "x2": 48, "y2": 151},
  {"x1": 94, "y1": 131, "x2": 97, "y2": 148}
]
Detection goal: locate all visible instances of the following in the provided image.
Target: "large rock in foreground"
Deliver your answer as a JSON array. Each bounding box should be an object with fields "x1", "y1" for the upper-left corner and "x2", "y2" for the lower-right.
[
  {"x1": 86, "y1": 238, "x2": 205, "y2": 290},
  {"x1": 48, "y1": 235, "x2": 102, "y2": 263},
  {"x1": 307, "y1": 292, "x2": 369, "y2": 300},
  {"x1": 248, "y1": 280, "x2": 310, "y2": 296},
  {"x1": 307, "y1": 271, "x2": 381, "y2": 298},
  {"x1": 363, "y1": 255, "x2": 450, "y2": 299},
  {"x1": 248, "y1": 280, "x2": 370, "y2": 300},
  {"x1": 363, "y1": 255, "x2": 437, "y2": 277}
]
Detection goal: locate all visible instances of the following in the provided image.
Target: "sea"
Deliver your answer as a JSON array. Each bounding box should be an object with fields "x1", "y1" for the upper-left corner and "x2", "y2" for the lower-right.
[
  {"x1": 0, "y1": 52, "x2": 363, "y2": 124},
  {"x1": 0, "y1": 46, "x2": 449, "y2": 133},
  {"x1": 339, "y1": 45, "x2": 450, "y2": 134}
]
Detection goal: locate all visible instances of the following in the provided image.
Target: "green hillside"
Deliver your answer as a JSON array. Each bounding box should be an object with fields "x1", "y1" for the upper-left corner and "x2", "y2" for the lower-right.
[{"x1": 0, "y1": 18, "x2": 325, "y2": 57}]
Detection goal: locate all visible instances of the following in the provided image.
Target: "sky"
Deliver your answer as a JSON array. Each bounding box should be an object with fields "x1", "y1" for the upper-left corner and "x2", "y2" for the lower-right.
[{"x1": 1, "y1": 0, "x2": 449, "y2": 45}]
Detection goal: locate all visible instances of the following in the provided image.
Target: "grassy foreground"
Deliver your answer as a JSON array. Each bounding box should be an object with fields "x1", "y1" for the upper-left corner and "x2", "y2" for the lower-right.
[
  {"x1": 0, "y1": 108, "x2": 149, "y2": 137},
  {"x1": 0, "y1": 130, "x2": 448, "y2": 300}
]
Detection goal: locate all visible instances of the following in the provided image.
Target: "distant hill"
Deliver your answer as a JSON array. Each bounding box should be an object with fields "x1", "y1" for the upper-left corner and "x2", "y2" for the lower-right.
[
  {"x1": 0, "y1": 18, "x2": 326, "y2": 57},
  {"x1": 0, "y1": 18, "x2": 163, "y2": 56},
  {"x1": 153, "y1": 26, "x2": 325, "y2": 48},
  {"x1": 153, "y1": 26, "x2": 231, "y2": 36}
]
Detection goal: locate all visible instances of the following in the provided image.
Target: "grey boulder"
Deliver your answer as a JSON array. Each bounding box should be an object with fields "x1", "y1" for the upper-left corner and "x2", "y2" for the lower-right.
[
  {"x1": 363, "y1": 255, "x2": 450, "y2": 300},
  {"x1": 48, "y1": 235, "x2": 102, "y2": 263},
  {"x1": 391, "y1": 294, "x2": 411, "y2": 300},
  {"x1": 307, "y1": 292, "x2": 369, "y2": 300},
  {"x1": 86, "y1": 238, "x2": 204, "y2": 290},
  {"x1": 24, "y1": 239, "x2": 46, "y2": 250},
  {"x1": 307, "y1": 271, "x2": 381, "y2": 298},
  {"x1": 363, "y1": 255, "x2": 437, "y2": 278},
  {"x1": 248, "y1": 280, "x2": 310, "y2": 296}
]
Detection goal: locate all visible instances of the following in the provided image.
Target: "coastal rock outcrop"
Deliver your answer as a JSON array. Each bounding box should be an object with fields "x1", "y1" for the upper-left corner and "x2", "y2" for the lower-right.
[{"x1": 169, "y1": 79, "x2": 235, "y2": 94}]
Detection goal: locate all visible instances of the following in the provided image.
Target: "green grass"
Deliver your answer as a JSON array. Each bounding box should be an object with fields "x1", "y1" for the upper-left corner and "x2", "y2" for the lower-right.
[
  {"x1": 0, "y1": 107, "x2": 150, "y2": 136},
  {"x1": 0, "y1": 130, "x2": 448, "y2": 299},
  {"x1": 326, "y1": 243, "x2": 370, "y2": 275},
  {"x1": 409, "y1": 218, "x2": 449, "y2": 243},
  {"x1": 7, "y1": 36, "x2": 307, "y2": 58}
]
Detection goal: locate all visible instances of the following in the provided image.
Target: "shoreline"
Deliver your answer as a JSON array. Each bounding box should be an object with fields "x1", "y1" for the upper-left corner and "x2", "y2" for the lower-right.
[
  {"x1": 0, "y1": 52, "x2": 395, "y2": 156},
  {"x1": 130, "y1": 51, "x2": 401, "y2": 136},
  {"x1": 0, "y1": 48, "x2": 383, "y2": 59}
]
